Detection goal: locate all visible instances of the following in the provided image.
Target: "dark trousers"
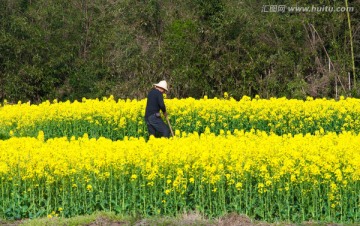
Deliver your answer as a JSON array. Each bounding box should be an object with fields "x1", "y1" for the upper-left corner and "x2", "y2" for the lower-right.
[{"x1": 145, "y1": 114, "x2": 170, "y2": 138}]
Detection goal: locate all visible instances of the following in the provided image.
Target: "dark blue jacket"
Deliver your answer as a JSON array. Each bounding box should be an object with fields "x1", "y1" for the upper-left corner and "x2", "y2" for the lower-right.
[{"x1": 145, "y1": 88, "x2": 166, "y2": 119}]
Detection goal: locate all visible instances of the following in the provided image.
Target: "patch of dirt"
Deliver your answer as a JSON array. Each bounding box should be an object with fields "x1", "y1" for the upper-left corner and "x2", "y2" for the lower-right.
[
  {"x1": 85, "y1": 217, "x2": 128, "y2": 226},
  {"x1": 217, "y1": 213, "x2": 268, "y2": 226},
  {"x1": 179, "y1": 212, "x2": 209, "y2": 225}
]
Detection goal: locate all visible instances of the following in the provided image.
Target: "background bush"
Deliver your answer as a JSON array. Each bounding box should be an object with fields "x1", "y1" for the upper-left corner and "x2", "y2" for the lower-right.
[{"x1": 0, "y1": 0, "x2": 359, "y2": 102}]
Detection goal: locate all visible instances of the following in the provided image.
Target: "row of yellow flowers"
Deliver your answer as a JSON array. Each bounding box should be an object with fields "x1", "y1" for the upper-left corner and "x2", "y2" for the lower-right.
[
  {"x1": 0, "y1": 130, "x2": 359, "y2": 222},
  {"x1": 1, "y1": 96, "x2": 360, "y2": 140}
]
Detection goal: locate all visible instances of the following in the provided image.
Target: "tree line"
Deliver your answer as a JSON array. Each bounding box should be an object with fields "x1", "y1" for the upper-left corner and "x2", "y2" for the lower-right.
[{"x1": 0, "y1": 0, "x2": 359, "y2": 103}]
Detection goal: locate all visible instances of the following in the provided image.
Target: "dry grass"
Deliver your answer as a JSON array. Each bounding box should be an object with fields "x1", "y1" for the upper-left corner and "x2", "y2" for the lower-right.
[{"x1": 1, "y1": 212, "x2": 355, "y2": 226}]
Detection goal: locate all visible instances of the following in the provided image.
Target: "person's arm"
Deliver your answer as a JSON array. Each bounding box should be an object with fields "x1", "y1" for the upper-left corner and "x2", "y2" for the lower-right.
[{"x1": 157, "y1": 92, "x2": 167, "y2": 116}]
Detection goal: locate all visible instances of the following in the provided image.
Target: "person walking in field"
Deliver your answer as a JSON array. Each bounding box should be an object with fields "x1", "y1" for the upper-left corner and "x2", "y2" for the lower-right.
[{"x1": 144, "y1": 80, "x2": 170, "y2": 138}]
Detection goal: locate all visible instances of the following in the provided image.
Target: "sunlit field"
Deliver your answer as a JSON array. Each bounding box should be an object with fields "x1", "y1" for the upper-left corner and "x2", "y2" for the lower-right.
[{"x1": 0, "y1": 96, "x2": 359, "y2": 223}]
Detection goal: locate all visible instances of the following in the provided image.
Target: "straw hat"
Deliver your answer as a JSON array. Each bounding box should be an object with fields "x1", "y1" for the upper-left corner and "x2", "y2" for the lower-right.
[{"x1": 153, "y1": 80, "x2": 168, "y2": 91}]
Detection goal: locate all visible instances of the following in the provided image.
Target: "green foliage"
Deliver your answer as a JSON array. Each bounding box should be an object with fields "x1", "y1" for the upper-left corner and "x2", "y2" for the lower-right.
[{"x1": 0, "y1": 0, "x2": 359, "y2": 102}]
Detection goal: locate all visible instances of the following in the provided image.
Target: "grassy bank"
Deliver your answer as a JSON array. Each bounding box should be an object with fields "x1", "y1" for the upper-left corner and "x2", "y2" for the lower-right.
[{"x1": 1, "y1": 211, "x2": 357, "y2": 226}]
